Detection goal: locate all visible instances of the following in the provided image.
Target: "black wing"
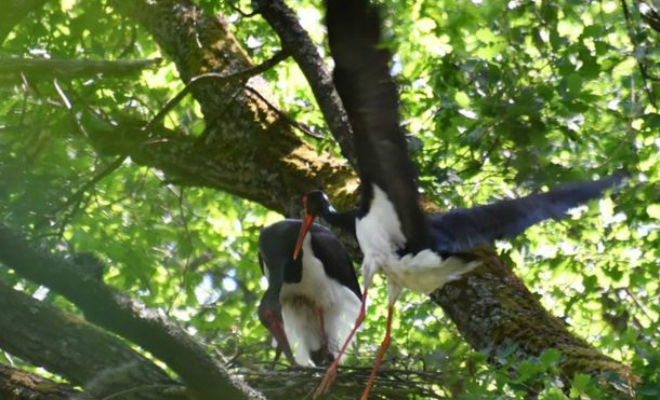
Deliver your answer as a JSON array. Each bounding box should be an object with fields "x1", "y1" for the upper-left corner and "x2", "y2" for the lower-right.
[
  {"x1": 430, "y1": 172, "x2": 626, "y2": 253},
  {"x1": 310, "y1": 227, "x2": 362, "y2": 299},
  {"x1": 326, "y1": 0, "x2": 432, "y2": 253}
]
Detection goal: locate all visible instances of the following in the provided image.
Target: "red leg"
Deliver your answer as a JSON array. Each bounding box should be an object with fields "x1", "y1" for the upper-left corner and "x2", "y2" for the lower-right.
[
  {"x1": 313, "y1": 286, "x2": 369, "y2": 399},
  {"x1": 359, "y1": 303, "x2": 394, "y2": 400}
]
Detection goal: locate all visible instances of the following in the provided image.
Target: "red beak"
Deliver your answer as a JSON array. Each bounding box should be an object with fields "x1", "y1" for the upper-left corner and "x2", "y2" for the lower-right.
[
  {"x1": 293, "y1": 213, "x2": 315, "y2": 260},
  {"x1": 269, "y1": 318, "x2": 294, "y2": 363}
]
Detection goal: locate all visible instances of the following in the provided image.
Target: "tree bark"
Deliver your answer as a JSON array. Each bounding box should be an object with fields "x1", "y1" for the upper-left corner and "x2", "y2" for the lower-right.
[
  {"x1": 0, "y1": 363, "x2": 93, "y2": 400},
  {"x1": 432, "y1": 249, "x2": 634, "y2": 385},
  {"x1": 107, "y1": 0, "x2": 357, "y2": 217},
  {"x1": 0, "y1": 281, "x2": 189, "y2": 400},
  {"x1": 0, "y1": 225, "x2": 264, "y2": 400},
  {"x1": 71, "y1": 0, "x2": 632, "y2": 394}
]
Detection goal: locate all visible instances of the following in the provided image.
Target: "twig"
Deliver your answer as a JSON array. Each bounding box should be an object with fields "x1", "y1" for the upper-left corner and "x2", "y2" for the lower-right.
[
  {"x1": 102, "y1": 384, "x2": 186, "y2": 400},
  {"x1": 244, "y1": 86, "x2": 325, "y2": 140},
  {"x1": 0, "y1": 57, "x2": 162, "y2": 79},
  {"x1": 49, "y1": 156, "x2": 127, "y2": 216},
  {"x1": 620, "y1": 0, "x2": 658, "y2": 107},
  {"x1": 142, "y1": 49, "x2": 289, "y2": 133},
  {"x1": 226, "y1": 0, "x2": 260, "y2": 17}
]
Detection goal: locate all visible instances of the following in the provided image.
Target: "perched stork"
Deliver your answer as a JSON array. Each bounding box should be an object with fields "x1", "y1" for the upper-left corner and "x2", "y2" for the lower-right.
[
  {"x1": 293, "y1": 0, "x2": 626, "y2": 398},
  {"x1": 258, "y1": 219, "x2": 361, "y2": 366}
]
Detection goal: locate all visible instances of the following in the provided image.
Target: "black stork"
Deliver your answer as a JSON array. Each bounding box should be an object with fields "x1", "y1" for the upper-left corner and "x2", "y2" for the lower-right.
[
  {"x1": 293, "y1": 0, "x2": 627, "y2": 398},
  {"x1": 258, "y1": 219, "x2": 362, "y2": 367}
]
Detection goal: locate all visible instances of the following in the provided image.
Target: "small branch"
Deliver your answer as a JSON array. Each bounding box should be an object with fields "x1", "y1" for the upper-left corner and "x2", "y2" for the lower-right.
[
  {"x1": 0, "y1": 57, "x2": 162, "y2": 79},
  {"x1": 638, "y1": 0, "x2": 660, "y2": 33},
  {"x1": 245, "y1": 86, "x2": 325, "y2": 139},
  {"x1": 226, "y1": 0, "x2": 260, "y2": 17},
  {"x1": 49, "y1": 156, "x2": 127, "y2": 216},
  {"x1": 254, "y1": 0, "x2": 357, "y2": 166},
  {"x1": 142, "y1": 49, "x2": 289, "y2": 133},
  {"x1": 620, "y1": 0, "x2": 658, "y2": 107}
]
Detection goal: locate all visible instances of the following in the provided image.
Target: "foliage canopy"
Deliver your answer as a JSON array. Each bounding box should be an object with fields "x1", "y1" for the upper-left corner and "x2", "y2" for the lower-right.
[{"x1": 0, "y1": 0, "x2": 659, "y2": 399}]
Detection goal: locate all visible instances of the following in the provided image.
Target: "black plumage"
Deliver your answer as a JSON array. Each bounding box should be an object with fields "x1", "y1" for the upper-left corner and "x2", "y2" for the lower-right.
[{"x1": 258, "y1": 219, "x2": 361, "y2": 367}]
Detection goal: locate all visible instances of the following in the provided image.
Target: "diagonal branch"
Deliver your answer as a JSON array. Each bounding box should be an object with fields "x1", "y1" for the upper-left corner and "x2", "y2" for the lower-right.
[
  {"x1": 0, "y1": 281, "x2": 189, "y2": 400},
  {"x1": 254, "y1": 0, "x2": 357, "y2": 167},
  {"x1": 144, "y1": 49, "x2": 289, "y2": 133},
  {"x1": 0, "y1": 224, "x2": 264, "y2": 400},
  {"x1": 0, "y1": 57, "x2": 162, "y2": 80},
  {"x1": 48, "y1": 156, "x2": 127, "y2": 216}
]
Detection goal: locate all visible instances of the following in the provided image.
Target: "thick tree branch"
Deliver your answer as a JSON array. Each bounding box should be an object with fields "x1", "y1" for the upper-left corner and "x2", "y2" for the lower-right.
[
  {"x1": 0, "y1": 281, "x2": 188, "y2": 400},
  {"x1": 0, "y1": 224, "x2": 264, "y2": 400},
  {"x1": 108, "y1": 0, "x2": 356, "y2": 217},
  {"x1": 0, "y1": 265, "x2": 446, "y2": 400},
  {"x1": 0, "y1": 58, "x2": 162, "y2": 80},
  {"x1": 0, "y1": 363, "x2": 95, "y2": 400},
  {"x1": 254, "y1": 0, "x2": 357, "y2": 166},
  {"x1": 431, "y1": 248, "x2": 635, "y2": 392}
]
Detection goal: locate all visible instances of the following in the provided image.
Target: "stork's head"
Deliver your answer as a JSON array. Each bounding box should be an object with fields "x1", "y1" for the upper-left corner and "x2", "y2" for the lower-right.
[{"x1": 293, "y1": 191, "x2": 332, "y2": 260}]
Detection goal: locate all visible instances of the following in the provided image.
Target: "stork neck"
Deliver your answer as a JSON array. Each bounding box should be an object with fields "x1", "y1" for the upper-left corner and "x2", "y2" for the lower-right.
[
  {"x1": 283, "y1": 252, "x2": 304, "y2": 284},
  {"x1": 321, "y1": 207, "x2": 358, "y2": 236}
]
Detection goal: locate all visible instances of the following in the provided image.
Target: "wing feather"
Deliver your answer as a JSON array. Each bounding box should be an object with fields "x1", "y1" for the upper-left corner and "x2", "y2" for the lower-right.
[
  {"x1": 430, "y1": 173, "x2": 625, "y2": 252},
  {"x1": 326, "y1": 0, "x2": 431, "y2": 253}
]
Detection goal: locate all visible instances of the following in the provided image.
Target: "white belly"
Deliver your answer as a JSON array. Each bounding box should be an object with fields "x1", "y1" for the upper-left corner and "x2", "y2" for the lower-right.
[
  {"x1": 279, "y1": 234, "x2": 361, "y2": 366},
  {"x1": 356, "y1": 184, "x2": 479, "y2": 294}
]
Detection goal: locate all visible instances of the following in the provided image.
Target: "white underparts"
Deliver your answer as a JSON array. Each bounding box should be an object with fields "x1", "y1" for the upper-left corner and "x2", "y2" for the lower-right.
[
  {"x1": 356, "y1": 184, "x2": 480, "y2": 297},
  {"x1": 280, "y1": 234, "x2": 361, "y2": 366}
]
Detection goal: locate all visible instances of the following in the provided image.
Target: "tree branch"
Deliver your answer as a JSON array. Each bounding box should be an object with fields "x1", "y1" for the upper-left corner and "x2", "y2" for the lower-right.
[
  {"x1": 0, "y1": 268, "x2": 449, "y2": 400},
  {"x1": 144, "y1": 49, "x2": 289, "y2": 133},
  {"x1": 0, "y1": 224, "x2": 264, "y2": 400},
  {"x1": 254, "y1": 0, "x2": 357, "y2": 167},
  {"x1": 0, "y1": 57, "x2": 162, "y2": 80},
  {"x1": 108, "y1": 0, "x2": 357, "y2": 216},
  {"x1": 0, "y1": 281, "x2": 188, "y2": 400},
  {"x1": 0, "y1": 363, "x2": 96, "y2": 400}
]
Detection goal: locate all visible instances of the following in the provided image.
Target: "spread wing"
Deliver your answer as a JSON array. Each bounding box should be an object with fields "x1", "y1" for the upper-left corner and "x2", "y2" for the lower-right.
[
  {"x1": 430, "y1": 172, "x2": 626, "y2": 253},
  {"x1": 326, "y1": 0, "x2": 431, "y2": 253}
]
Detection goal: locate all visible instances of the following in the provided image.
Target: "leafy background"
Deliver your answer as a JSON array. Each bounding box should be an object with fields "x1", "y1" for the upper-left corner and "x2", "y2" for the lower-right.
[{"x1": 0, "y1": 0, "x2": 659, "y2": 398}]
